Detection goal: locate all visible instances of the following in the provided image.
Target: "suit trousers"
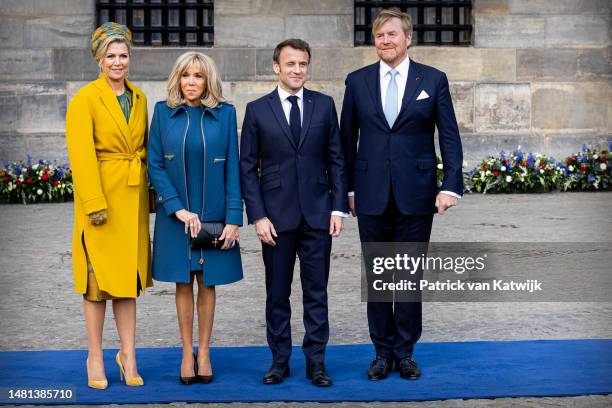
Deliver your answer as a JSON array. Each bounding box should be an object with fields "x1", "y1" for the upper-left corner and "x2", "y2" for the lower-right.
[
  {"x1": 357, "y1": 189, "x2": 434, "y2": 359},
  {"x1": 262, "y1": 218, "x2": 332, "y2": 366}
]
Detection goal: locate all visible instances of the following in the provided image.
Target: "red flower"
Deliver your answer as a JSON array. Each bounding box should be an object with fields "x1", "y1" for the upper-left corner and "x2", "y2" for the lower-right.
[
  {"x1": 41, "y1": 173, "x2": 49, "y2": 181},
  {"x1": 2, "y1": 175, "x2": 8, "y2": 183},
  {"x1": 567, "y1": 157, "x2": 575, "y2": 164},
  {"x1": 579, "y1": 164, "x2": 587, "y2": 173},
  {"x1": 493, "y1": 171, "x2": 499, "y2": 177},
  {"x1": 25, "y1": 177, "x2": 32, "y2": 184},
  {"x1": 482, "y1": 165, "x2": 487, "y2": 171},
  {"x1": 53, "y1": 180, "x2": 59, "y2": 187},
  {"x1": 600, "y1": 157, "x2": 607, "y2": 163},
  {"x1": 43, "y1": 167, "x2": 49, "y2": 174},
  {"x1": 539, "y1": 163, "x2": 544, "y2": 169},
  {"x1": 17, "y1": 181, "x2": 23, "y2": 187}
]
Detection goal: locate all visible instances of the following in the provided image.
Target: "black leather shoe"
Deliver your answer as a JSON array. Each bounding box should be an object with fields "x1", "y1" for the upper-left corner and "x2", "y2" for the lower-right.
[
  {"x1": 196, "y1": 353, "x2": 214, "y2": 384},
  {"x1": 263, "y1": 363, "x2": 290, "y2": 384},
  {"x1": 367, "y1": 356, "x2": 393, "y2": 381},
  {"x1": 180, "y1": 353, "x2": 198, "y2": 385},
  {"x1": 306, "y1": 363, "x2": 332, "y2": 387},
  {"x1": 396, "y1": 356, "x2": 421, "y2": 379}
]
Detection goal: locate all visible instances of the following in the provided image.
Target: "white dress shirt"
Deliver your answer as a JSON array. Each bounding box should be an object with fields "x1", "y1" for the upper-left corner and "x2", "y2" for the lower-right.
[
  {"x1": 380, "y1": 57, "x2": 409, "y2": 115},
  {"x1": 277, "y1": 86, "x2": 303, "y2": 125},
  {"x1": 276, "y1": 86, "x2": 348, "y2": 218},
  {"x1": 348, "y1": 56, "x2": 461, "y2": 200}
]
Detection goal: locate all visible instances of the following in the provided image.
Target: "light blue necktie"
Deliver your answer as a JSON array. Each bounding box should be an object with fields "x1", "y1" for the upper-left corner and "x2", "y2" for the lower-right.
[{"x1": 384, "y1": 69, "x2": 399, "y2": 127}]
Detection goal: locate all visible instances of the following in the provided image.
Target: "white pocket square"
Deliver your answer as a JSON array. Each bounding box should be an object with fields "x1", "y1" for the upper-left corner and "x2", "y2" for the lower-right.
[{"x1": 416, "y1": 90, "x2": 430, "y2": 101}]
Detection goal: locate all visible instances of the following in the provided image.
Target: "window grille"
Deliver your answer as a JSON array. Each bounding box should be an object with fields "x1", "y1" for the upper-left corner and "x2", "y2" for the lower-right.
[
  {"x1": 355, "y1": 0, "x2": 472, "y2": 46},
  {"x1": 96, "y1": 0, "x2": 214, "y2": 47}
]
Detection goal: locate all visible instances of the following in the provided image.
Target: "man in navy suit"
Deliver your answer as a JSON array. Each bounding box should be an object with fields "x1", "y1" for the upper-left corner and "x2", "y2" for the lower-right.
[
  {"x1": 340, "y1": 9, "x2": 463, "y2": 381},
  {"x1": 240, "y1": 39, "x2": 348, "y2": 387}
]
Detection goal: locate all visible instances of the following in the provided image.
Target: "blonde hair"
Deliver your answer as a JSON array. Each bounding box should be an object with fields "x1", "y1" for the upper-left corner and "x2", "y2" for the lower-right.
[
  {"x1": 372, "y1": 8, "x2": 413, "y2": 36},
  {"x1": 166, "y1": 52, "x2": 224, "y2": 109},
  {"x1": 94, "y1": 35, "x2": 132, "y2": 71}
]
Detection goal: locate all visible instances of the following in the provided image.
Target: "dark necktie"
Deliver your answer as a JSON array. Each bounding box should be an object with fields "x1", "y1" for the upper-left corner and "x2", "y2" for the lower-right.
[{"x1": 287, "y1": 95, "x2": 301, "y2": 147}]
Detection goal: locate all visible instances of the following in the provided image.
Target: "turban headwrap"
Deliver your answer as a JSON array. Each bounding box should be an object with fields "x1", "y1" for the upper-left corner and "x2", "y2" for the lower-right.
[{"x1": 90, "y1": 22, "x2": 132, "y2": 57}]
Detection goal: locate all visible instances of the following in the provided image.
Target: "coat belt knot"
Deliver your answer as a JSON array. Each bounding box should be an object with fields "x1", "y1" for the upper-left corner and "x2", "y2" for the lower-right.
[{"x1": 97, "y1": 148, "x2": 146, "y2": 186}]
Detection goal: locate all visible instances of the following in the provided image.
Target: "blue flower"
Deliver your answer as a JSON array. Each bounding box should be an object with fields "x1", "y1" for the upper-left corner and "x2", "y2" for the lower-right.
[
  {"x1": 582, "y1": 144, "x2": 589, "y2": 153},
  {"x1": 527, "y1": 153, "x2": 535, "y2": 166},
  {"x1": 515, "y1": 151, "x2": 523, "y2": 162},
  {"x1": 499, "y1": 150, "x2": 506, "y2": 160},
  {"x1": 588, "y1": 175, "x2": 596, "y2": 183}
]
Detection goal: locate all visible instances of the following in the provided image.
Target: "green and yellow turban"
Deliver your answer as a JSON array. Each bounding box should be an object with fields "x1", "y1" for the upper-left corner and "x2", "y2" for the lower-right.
[{"x1": 90, "y1": 22, "x2": 132, "y2": 57}]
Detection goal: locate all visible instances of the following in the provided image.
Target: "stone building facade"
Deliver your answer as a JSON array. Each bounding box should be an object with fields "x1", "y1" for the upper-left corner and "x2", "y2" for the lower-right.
[{"x1": 0, "y1": 0, "x2": 610, "y2": 162}]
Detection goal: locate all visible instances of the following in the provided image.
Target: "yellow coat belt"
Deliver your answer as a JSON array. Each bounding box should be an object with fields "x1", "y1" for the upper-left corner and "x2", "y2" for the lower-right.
[{"x1": 97, "y1": 149, "x2": 146, "y2": 186}]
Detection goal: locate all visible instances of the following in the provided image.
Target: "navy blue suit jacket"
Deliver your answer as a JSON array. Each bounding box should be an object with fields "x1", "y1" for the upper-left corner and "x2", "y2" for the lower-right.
[
  {"x1": 340, "y1": 59, "x2": 463, "y2": 215},
  {"x1": 240, "y1": 88, "x2": 348, "y2": 232}
]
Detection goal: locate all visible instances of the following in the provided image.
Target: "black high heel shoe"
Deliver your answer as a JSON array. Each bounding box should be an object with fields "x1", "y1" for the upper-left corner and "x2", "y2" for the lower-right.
[
  {"x1": 180, "y1": 353, "x2": 198, "y2": 385},
  {"x1": 196, "y1": 353, "x2": 213, "y2": 384}
]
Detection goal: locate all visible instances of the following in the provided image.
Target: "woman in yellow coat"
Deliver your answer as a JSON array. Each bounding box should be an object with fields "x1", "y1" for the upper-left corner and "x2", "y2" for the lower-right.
[{"x1": 65, "y1": 22, "x2": 152, "y2": 389}]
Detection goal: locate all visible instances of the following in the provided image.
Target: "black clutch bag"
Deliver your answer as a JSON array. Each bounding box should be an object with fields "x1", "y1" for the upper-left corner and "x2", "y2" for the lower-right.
[{"x1": 190, "y1": 222, "x2": 225, "y2": 250}]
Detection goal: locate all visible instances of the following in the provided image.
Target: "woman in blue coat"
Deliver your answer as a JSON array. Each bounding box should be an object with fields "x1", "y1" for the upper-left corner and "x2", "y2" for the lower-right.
[{"x1": 148, "y1": 51, "x2": 243, "y2": 385}]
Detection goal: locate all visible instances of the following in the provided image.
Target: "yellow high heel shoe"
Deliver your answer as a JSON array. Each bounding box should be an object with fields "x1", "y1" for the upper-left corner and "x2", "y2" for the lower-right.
[
  {"x1": 86, "y1": 358, "x2": 108, "y2": 390},
  {"x1": 115, "y1": 351, "x2": 144, "y2": 386}
]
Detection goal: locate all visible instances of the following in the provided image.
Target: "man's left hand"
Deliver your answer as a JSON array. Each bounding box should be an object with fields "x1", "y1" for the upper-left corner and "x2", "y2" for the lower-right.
[
  {"x1": 435, "y1": 193, "x2": 458, "y2": 215},
  {"x1": 329, "y1": 215, "x2": 343, "y2": 237}
]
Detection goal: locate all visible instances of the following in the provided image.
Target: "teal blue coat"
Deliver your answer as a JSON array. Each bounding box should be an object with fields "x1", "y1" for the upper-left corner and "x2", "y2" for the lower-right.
[{"x1": 148, "y1": 101, "x2": 243, "y2": 285}]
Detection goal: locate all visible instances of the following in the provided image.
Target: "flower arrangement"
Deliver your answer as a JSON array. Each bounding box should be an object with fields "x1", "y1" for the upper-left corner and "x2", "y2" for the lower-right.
[
  {"x1": 0, "y1": 156, "x2": 73, "y2": 204},
  {"x1": 467, "y1": 150, "x2": 566, "y2": 193},
  {"x1": 436, "y1": 143, "x2": 610, "y2": 194},
  {"x1": 560, "y1": 144, "x2": 610, "y2": 191}
]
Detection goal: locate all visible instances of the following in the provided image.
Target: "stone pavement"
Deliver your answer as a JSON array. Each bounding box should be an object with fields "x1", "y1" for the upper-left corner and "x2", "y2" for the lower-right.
[{"x1": 0, "y1": 192, "x2": 611, "y2": 407}]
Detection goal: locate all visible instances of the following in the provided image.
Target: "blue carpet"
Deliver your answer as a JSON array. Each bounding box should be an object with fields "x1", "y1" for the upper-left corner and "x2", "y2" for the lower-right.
[{"x1": 1, "y1": 340, "x2": 611, "y2": 404}]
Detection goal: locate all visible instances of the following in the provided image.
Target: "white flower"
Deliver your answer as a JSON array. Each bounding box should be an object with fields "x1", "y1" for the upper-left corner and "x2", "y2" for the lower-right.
[
  {"x1": 539, "y1": 169, "x2": 544, "y2": 174},
  {"x1": 568, "y1": 165, "x2": 574, "y2": 172},
  {"x1": 593, "y1": 154, "x2": 599, "y2": 160},
  {"x1": 61, "y1": 183, "x2": 65, "y2": 188},
  {"x1": 601, "y1": 163, "x2": 607, "y2": 170},
  {"x1": 437, "y1": 163, "x2": 443, "y2": 170},
  {"x1": 32, "y1": 164, "x2": 39, "y2": 170},
  {"x1": 462, "y1": 161, "x2": 468, "y2": 168},
  {"x1": 506, "y1": 175, "x2": 512, "y2": 182},
  {"x1": 485, "y1": 170, "x2": 492, "y2": 176},
  {"x1": 36, "y1": 189, "x2": 43, "y2": 195},
  {"x1": 501, "y1": 166, "x2": 506, "y2": 172}
]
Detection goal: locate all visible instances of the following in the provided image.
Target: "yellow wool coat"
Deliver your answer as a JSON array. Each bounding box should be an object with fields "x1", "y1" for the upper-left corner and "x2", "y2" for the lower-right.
[{"x1": 66, "y1": 74, "x2": 152, "y2": 297}]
